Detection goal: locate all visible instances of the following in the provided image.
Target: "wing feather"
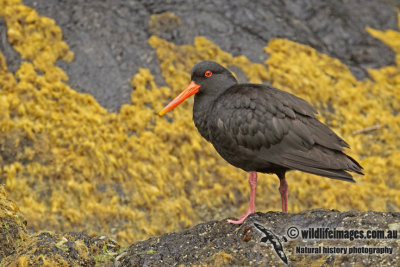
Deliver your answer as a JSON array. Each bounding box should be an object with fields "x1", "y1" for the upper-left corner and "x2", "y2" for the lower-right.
[{"x1": 208, "y1": 84, "x2": 362, "y2": 179}]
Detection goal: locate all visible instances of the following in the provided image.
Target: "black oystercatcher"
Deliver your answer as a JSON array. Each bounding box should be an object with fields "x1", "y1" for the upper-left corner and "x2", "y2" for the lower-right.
[{"x1": 159, "y1": 61, "x2": 363, "y2": 224}]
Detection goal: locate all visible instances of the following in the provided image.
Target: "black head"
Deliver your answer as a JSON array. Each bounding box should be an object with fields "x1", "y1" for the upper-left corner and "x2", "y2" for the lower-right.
[
  {"x1": 190, "y1": 61, "x2": 238, "y2": 96},
  {"x1": 159, "y1": 61, "x2": 237, "y2": 116}
]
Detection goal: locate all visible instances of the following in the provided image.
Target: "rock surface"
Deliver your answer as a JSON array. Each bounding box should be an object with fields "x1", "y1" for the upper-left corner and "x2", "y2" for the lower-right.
[
  {"x1": 0, "y1": 185, "x2": 27, "y2": 263},
  {"x1": 117, "y1": 210, "x2": 400, "y2": 266},
  {"x1": 0, "y1": 184, "x2": 120, "y2": 266},
  {"x1": 23, "y1": 0, "x2": 397, "y2": 110},
  {"x1": 1, "y1": 231, "x2": 121, "y2": 266},
  {"x1": 2, "y1": 199, "x2": 398, "y2": 266}
]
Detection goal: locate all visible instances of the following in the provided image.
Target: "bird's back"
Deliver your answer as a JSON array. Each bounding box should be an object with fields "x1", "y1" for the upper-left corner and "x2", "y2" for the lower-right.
[{"x1": 206, "y1": 83, "x2": 363, "y2": 181}]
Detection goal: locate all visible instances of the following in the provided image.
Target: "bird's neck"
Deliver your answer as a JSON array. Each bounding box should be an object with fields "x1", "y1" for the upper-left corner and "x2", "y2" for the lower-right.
[
  {"x1": 192, "y1": 84, "x2": 234, "y2": 140},
  {"x1": 192, "y1": 77, "x2": 237, "y2": 140},
  {"x1": 193, "y1": 94, "x2": 215, "y2": 141}
]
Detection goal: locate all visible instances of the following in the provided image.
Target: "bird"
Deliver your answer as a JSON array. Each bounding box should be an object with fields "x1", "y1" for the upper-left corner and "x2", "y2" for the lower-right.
[{"x1": 159, "y1": 61, "x2": 363, "y2": 224}]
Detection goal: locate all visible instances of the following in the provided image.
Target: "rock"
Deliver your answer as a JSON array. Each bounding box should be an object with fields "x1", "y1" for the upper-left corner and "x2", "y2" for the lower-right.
[
  {"x1": 116, "y1": 210, "x2": 400, "y2": 266},
  {"x1": 1, "y1": 183, "x2": 399, "y2": 266},
  {"x1": 23, "y1": 0, "x2": 397, "y2": 110},
  {"x1": 0, "y1": 185, "x2": 27, "y2": 262},
  {"x1": 1, "y1": 231, "x2": 121, "y2": 266},
  {"x1": 0, "y1": 17, "x2": 21, "y2": 73},
  {"x1": 1, "y1": 185, "x2": 121, "y2": 267}
]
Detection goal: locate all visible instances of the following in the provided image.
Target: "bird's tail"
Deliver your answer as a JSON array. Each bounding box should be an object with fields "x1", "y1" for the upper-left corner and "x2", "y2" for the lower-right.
[{"x1": 279, "y1": 149, "x2": 363, "y2": 182}]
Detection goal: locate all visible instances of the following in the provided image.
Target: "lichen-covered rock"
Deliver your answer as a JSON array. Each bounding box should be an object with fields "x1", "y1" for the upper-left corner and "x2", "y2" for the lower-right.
[
  {"x1": 0, "y1": 185, "x2": 27, "y2": 262},
  {"x1": 0, "y1": 185, "x2": 121, "y2": 266},
  {"x1": 1, "y1": 231, "x2": 120, "y2": 266},
  {"x1": 116, "y1": 210, "x2": 400, "y2": 266}
]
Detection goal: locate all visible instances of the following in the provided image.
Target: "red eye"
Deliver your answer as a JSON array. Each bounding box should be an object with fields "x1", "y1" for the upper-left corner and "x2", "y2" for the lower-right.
[{"x1": 205, "y1": 70, "x2": 213, "y2": 77}]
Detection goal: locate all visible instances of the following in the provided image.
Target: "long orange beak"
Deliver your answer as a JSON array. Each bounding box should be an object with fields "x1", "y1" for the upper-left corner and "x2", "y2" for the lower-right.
[{"x1": 159, "y1": 81, "x2": 201, "y2": 116}]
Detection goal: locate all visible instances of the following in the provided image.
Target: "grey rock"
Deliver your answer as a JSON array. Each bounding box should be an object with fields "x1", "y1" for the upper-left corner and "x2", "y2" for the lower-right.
[
  {"x1": 22, "y1": 0, "x2": 397, "y2": 111},
  {"x1": 116, "y1": 210, "x2": 400, "y2": 266},
  {"x1": 0, "y1": 17, "x2": 21, "y2": 73}
]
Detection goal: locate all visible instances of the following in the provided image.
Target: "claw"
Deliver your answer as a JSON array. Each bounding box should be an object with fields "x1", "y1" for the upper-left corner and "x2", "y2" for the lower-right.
[{"x1": 227, "y1": 210, "x2": 253, "y2": 224}]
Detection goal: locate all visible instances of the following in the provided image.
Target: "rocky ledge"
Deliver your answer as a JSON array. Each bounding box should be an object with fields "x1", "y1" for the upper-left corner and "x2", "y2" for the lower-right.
[
  {"x1": 115, "y1": 210, "x2": 400, "y2": 266},
  {"x1": 1, "y1": 183, "x2": 399, "y2": 266}
]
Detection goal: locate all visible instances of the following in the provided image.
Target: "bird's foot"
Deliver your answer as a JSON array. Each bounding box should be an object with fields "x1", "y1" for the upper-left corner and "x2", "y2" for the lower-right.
[
  {"x1": 227, "y1": 211, "x2": 254, "y2": 225},
  {"x1": 228, "y1": 172, "x2": 257, "y2": 225}
]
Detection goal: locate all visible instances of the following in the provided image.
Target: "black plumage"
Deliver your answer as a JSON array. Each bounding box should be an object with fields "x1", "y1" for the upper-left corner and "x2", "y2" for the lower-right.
[
  {"x1": 207, "y1": 83, "x2": 362, "y2": 180},
  {"x1": 160, "y1": 61, "x2": 363, "y2": 224},
  {"x1": 191, "y1": 61, "x2": 362, "y2": 180}
]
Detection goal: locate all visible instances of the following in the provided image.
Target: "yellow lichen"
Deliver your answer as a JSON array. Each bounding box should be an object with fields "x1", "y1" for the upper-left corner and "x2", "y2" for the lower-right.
[
  {"x1": 0, "y1": 0, "x2": 399, "y2": 249},
  {"x1": 0, "y1": 184, "x2": 27, "y2": 261},
  {"x1": 1, "y1": 231, "x2": 119, "y2": 266},
  {"x1": 207, "y1": 251, "x2": 236, "y2": 265},
  {"x1": 149, "y1": 12, "x2": 181, "y2": 35}
]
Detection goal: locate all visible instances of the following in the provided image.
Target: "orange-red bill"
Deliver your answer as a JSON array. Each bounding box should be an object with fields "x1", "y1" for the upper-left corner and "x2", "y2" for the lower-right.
[{"x1": 159, "y1": 81, "x2": 201, "y2": 116}]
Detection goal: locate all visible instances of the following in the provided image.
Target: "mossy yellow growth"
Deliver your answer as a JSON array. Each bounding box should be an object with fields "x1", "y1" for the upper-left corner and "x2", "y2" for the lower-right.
[
  {"x1": 1, "y1": 231, "x2": 120, "y2": 266},
  {"x1": 0, "y1": 184, "x2": 27, "y2": 261},
  {"x1": 0, "y1": 0, "x2": 202, "y2": 245},
  {"x1": 207, "y1": 251, "x2": 236, "y2": 265},
  {"x1": 0, "y1": 0, "x2": 73, "y2": 80},
  {"x1": 0, "y1": 0, "x2": 399, "y2": 248}
]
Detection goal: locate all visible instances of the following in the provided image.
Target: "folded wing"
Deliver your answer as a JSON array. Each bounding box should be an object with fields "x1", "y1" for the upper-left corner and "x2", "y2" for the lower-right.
[{"x1": 208, "y1": 84, "x2": 363, "y2": 181}]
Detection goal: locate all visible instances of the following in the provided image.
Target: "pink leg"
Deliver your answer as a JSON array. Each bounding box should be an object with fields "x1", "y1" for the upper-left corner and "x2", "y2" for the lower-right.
[
  {"x1": 279, "y1": 176, "x2": 288, "y2": 212},
  {"x1": 228, "y1": 171, "x2": 257, "y2": 224}
]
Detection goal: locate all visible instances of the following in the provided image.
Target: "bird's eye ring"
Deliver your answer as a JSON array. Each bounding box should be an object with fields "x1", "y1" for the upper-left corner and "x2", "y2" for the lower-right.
[{"x1": 205, "y1": 70, "x2": 213, "y2": 77}]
